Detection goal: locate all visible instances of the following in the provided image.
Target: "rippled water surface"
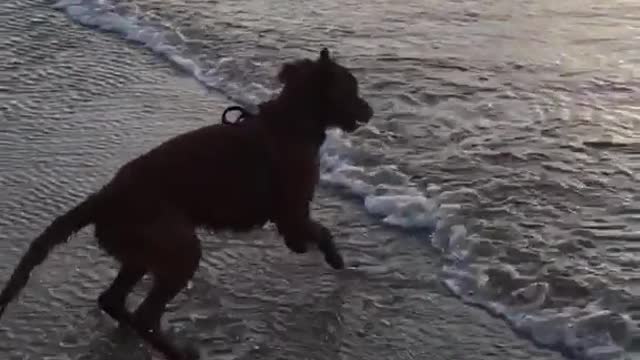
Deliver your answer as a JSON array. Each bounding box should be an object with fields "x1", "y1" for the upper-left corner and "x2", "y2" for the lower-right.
[{"x1": 1, "y1": 0, "x2": 639, "y2": 359}]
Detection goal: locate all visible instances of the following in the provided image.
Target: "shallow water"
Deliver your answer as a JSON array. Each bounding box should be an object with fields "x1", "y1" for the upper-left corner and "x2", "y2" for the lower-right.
[{"x1": 1, "y1": 0, "x2": 639, "y2": 359}]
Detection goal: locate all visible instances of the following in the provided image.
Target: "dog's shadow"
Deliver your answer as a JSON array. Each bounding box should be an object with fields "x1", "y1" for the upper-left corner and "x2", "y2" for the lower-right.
[
  {"x1": 80, "y1": 272, "x2": 363, "y2": 360},
  {"x1": 79, "y1": 245, "x2": 366, "y2": 360},
  {"x1": 79, "y1": 275, "x2": 220, "y2": 360},
  {"x1": 83, "y1": 327, "x2": 198, "y2": 360},
  {"x1": 79, "y1": 312, "x2": 151, "y2": 360}
]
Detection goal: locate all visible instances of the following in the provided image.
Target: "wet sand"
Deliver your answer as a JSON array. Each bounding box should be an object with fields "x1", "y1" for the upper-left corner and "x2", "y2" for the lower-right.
[{"x1": 0, "y1": 2, "x2": 566, "y2": 359}]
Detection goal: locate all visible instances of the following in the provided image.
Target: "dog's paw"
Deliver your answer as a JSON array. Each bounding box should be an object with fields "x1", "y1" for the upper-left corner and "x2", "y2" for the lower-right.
[
  {"x1": 312, "y1": 223, "x2": 344, "y2": 269},
  {"x1": 324, "y1": 250, "x2": 345, "y2": 270}
]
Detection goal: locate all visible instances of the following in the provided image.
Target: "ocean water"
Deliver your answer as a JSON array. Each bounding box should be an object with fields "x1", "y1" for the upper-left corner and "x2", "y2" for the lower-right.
[{"x1": 1, "y1": 0, "x2": 639, "y2": 359}]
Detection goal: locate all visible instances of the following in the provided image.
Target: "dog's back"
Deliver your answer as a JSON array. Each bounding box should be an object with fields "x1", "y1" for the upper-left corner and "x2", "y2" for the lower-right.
[{"x1": 97, "y1": 119, "x2": 275, "y2": 232}]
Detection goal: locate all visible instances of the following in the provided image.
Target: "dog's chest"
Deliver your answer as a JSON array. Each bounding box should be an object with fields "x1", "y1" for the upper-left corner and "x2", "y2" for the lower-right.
[
  {"x1": 185, "y1": 151, "x2": 274, "y2": 229},
  {"x1": 194, "y1": 148, "x2": 320, "y2": 231}
]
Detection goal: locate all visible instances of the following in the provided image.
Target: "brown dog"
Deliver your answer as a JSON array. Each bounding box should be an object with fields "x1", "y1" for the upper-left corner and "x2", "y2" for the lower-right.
[{"x1": 0, "y1": 48, "x2": 373, "y2": 360}]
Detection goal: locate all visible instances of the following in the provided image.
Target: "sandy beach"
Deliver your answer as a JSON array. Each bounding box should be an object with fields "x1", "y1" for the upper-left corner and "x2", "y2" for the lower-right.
[
  {"x1": 0, "y1": 2, "x2": 568, "y2": 359},
  {"x1": 3, "y1": 0, "x2": 639, "y2": 359}
]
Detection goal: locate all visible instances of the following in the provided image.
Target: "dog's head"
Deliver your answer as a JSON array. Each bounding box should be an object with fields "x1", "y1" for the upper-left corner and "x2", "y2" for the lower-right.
[{"x1": 276, "y1": 48, "x2": 374, "y2": 133}]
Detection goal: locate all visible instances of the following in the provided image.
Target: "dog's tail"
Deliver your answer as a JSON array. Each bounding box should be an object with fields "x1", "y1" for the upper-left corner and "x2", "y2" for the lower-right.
[{"x1": 0, "y1": 192, "x2": 101, "y2": 319}]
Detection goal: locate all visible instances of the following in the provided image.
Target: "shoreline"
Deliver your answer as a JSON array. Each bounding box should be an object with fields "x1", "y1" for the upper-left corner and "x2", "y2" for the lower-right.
[{"x1": 1, "y1": 2, "x2": 568, "y2": 359}]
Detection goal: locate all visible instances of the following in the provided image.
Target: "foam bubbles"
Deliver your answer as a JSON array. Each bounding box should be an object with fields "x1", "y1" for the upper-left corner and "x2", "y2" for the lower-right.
[
  {"x1": 53, "y1": 0, "x2": 267, "y2": 112},
  {"x1": 365, "y1": 194, "x2": 438, "y2": 228},
  {"x1": 444, "y1": 272, "x2": 635, "y2": 360}
]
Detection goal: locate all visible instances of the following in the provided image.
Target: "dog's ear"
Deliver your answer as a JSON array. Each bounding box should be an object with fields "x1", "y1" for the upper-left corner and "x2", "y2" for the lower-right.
[
  {"x1": 277, "y1": 59, "x2": 313, "y2": 84},
  {"x1": 278, "y1": 49, "x2": 333, "y2": 84},
  {"x1": 319, "y1": 48, "x2": 330, "y2": 63}
]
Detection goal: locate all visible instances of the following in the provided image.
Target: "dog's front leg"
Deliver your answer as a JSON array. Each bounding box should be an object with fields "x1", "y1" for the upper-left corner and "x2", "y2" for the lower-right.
[
  {"x1": 271, "y1": 151, "x2": 344, "y2": 269},
  {"x1": 308, "y1": 220, "x2": 345, "y2": 270},
  {"x1": 274, "y1": 212, "x2": 344, "y2": 270}
]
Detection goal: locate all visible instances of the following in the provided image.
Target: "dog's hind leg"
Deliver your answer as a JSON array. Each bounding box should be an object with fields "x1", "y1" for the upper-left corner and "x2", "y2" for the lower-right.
[
  {"x1": 129, "y1": 231, "x2": 202, "y2": 360},
  {"x1": 98, "y1": 263, "x2": 146, "y2": 325}
]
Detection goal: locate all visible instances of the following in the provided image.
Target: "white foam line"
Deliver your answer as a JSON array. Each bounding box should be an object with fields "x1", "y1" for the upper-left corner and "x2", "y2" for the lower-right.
[
  {"x1": 53, "y1": 0, "x2": 260, "y2": 111},
  {"x1": 53, "y1": 1, "x2": 636, "y2": 358}
]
